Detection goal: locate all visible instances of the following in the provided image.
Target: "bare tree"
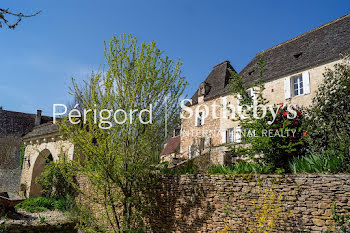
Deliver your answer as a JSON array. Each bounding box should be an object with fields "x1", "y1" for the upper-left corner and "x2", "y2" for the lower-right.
[{"x1": 0, "y1": 8, "x2": 40, "y2": 29}]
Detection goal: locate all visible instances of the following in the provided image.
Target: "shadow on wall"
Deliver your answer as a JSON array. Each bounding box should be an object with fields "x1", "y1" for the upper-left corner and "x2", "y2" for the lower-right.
[
  {"x1": 145, "y1": 175, "x2": 313, "y2": 232},
  {"x1": 145, "y1": 175, "x2": 216, "y2": 232},
  {"x1": 0, "y1": 168, "x2": 21, "y2": 194},
  {"x1": 0, "y1": 136, "x2": 21, "y2": 170}
]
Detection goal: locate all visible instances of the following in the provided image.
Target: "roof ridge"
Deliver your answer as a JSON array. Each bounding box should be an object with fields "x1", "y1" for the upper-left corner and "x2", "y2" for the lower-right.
[
  {"x1": 213, "y1": 60, "x2": 230, "y2": 68},
  {"x1": 257, "y1": 13, "x2": 350, "y2": 55}
]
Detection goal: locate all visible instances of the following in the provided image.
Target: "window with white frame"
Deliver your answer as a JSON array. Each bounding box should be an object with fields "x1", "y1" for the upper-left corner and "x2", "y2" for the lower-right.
[
  {"x1": 196, "y1": 111, "x2": 205, "y2": 126},
  {"x1": 284, "y1": 72, "x2": 310, "y2": 99},
  {"x1": 226, "y1": 128, "x2": 234, "y2": 143},
  {"x1": 226, "y1": 127, "x2": 242, "y2": 143},
  {"x1": 292, "y1": 75, "x2": 303, "y2": 96}
]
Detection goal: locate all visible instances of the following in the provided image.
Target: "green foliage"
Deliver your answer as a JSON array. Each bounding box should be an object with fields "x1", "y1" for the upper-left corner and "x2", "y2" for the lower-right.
[
  {"x1": 289, "y1": 152, "x2": 343, "y2": 174},
  {"x1": 36, "y1": 158, "x2": 75, "y2": 199},
  {"x1": 16, "y1": 197, "x2": 55, "y2": 213},
  {"x1": 59, "y1": 33, "x2": 187, "y2": 232},
  {"x1": 324, "y1": 203, "x2": 350, "y2": 233},
  {"x1": 229, "y1": 55, "x2": 306, "y2": 170},
  {"x1": 208, "y1": 161, "x2": 279, "y2": 174},
  {"x1": 19, "y1": 144, "x2": 25, "y2": 168},
  {"x1": 39, "y1": 216, "x2": 46, "y2": 223},
  {"x1": 15, "y1": 196, "x2": 75, "y2": 213},
  {"x1": 208, "y1": 164, "x2": 235, "y2": 174},
  {"x1": 305, "y1": 56, "x2": 350, "y2": 170}
]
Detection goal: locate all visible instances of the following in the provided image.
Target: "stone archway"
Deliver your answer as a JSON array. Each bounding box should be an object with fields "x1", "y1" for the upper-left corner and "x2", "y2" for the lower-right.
[
  {"x1": 20, "y1": 123, "x2": 74, "y2": 197},
  {"x1": 29, "y1": 149, "x2": 53, "y2": 197}
]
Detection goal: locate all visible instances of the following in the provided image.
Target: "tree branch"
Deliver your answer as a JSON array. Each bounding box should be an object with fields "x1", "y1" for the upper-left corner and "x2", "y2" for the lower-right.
[{"x1": 0, "y1": 8, "x2": 41, "y2": 29}]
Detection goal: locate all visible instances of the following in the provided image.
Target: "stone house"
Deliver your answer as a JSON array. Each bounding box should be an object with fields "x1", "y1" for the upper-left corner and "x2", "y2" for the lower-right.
[
  {"x1": 162, "y1": 13, "x2": 350, "y2": 165},
  {"x1": 0, "y1": 108, "x2": 52, "y2": 169},
  {"x1": 0, "y1": 108, "x2": 52, "y2": 194}
]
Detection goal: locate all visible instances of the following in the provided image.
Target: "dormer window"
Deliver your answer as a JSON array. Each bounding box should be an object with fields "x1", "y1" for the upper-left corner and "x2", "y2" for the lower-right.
[
  {"x1": 198, "y1": 82, "x2": 210, "y2": 97},
  {"x1": 200, "y1": 86, "x2": 205, "y2": 95}
]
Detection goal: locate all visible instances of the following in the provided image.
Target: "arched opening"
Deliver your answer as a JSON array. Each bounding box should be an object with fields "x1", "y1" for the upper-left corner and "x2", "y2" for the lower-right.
[{"x1": 29, "y1": 149, "x2": 53, "y2": 197}]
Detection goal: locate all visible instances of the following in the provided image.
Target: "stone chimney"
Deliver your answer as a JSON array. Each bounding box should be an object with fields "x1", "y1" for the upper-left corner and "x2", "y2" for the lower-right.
[{"x1": 35, "y1": 110, "x2": 42, "y2": 126}]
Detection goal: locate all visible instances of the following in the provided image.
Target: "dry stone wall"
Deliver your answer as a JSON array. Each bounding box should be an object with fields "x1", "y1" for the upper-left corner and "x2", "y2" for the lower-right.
[{"x1": 147, "y1": 174, "x2": 350, "y2": 232}]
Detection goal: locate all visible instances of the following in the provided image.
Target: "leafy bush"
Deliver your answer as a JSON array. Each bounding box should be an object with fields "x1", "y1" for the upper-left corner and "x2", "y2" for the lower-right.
[
  {"x1": 36, "y1": 159, "x2": 76, "y2": 199},
  {"x1": 229, "y1": 58, "x2": 306, "y2": 171},
  {"x1": 231, "y1": 104, "x2": 307, "y2": 171},
  {"x1": 208, "y1": 162, "x2": 281, "y2": 174},
  {"x1": 305, "y1": 56, "x2": 350, "y2": 170},
  {"x1": 289, "y1": 152, "x2": 343, "y2": 174},
  {"x1": 16, "y1": 197, "x2": 55, "y2": 213},
  {"x1": 15, "y1": 196, "x2": 75, "y2": 213}
]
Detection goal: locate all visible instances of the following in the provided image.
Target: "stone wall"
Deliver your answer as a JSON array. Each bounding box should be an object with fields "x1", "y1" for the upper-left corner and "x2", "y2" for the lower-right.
[
  {"x1": 0, "y1": 168, "x2": 21, "y2": 194},
  {"x1": 147, "y1": 174, "x2": 350, "y2": 232},
  {"x1": 0, "y1": 222, "x2": 77, "y2": 233}
]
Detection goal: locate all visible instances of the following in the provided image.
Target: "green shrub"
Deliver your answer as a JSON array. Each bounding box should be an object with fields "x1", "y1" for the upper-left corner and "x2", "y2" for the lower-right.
[
  {"x1": 208, "y1": 164, "x2": 234, "y2": 174},
  {"x1": 16, "y1": 197, "x2": 55, "y2": 213},
  {"x1": 305, "y1": 56, "x2": 350, "y2": 169},
  {"x1": 36, "y1": 159, "x2": 76, "y2": 199},
  {"x1": 229, "y1": 58, "x2": 307, "y2": 171},
  {"x1": 289, "y1": 152, "x2": 343, "y2": 174},
  {"x1": 15, "y1": 196, "x2": 75, "y2": 213},
  {"x1": 208, "y1": 162, "x2": 279, "y2": 174}
]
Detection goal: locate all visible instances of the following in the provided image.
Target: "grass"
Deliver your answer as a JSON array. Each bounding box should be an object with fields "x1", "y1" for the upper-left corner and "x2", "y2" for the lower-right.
[
  {"x1": 289, "y1": 153, "x2": 343, "y2": 174},
  {"x1": 15, "y1": 195, "x2": 75, "y2": 213}
]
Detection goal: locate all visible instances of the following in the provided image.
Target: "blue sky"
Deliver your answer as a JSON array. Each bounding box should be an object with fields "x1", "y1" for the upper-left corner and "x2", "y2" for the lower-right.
[{"x1": 0, "y1": 0, "x2": 349, "y2": 115}]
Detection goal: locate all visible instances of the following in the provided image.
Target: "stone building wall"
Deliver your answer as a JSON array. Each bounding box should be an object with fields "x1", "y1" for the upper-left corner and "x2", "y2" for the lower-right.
[
  {"x1": 180, "y1": 59, "x2": 341, "y2": 164},
  {"x1": 0, "y1": 168, "x2": 21, "y2": 193},
  {"x1": 147, "y1": 174, "x2": 350, "y2": 232},
  {"x1": 20, "y1": 137, "x2": 74, "y2": 197}
]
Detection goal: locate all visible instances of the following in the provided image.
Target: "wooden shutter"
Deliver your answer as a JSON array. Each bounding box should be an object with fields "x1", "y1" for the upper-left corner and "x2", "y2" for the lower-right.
[
  {"x1": 188, "y1": 145, "x2": 192, "y2": 159},
  {"x1": 235, "y1": 127, "x2": 242, "y2": 143},
  {"x1": 302, "y1": 71, "x2": 310, "y2": 94},
  {"x1": 284, "y1": 77, "x2": 291, "y2": 99},
  {"x1": 228, "y1": 129, "x2": 234, "y2": 143},
  {"x1": 221, "y1": 129, "x2": 227, "y2": 144}
]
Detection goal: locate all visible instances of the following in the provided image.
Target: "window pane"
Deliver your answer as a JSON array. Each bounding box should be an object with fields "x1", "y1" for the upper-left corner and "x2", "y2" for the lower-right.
[
  {"x1": 293, "y1": 77, "x2": 298, "y2": 85},
  {"x1": 294, "y1": 89, "x2": 298, "y2": 96}
]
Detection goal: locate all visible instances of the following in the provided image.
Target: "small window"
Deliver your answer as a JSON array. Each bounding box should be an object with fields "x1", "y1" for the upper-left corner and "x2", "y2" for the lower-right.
[
  {"x1": 226, "y1": 128, "x2": 235, "y2": 143},
  {"x1": 196, "y1": 112, "x2": 205, "y2": 126},
  {"x1": 200, "y1": 86, "x2": 205, "y2": 95},
  {"x1": 293, "y1": 76, "x2": 304, "y2": 96},
  {"x1": 226, "y1": 127, "x2": 242, "y2": 143}
]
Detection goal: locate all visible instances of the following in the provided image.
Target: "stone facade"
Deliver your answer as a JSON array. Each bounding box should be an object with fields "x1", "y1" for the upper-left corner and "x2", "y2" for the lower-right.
[
  {"x1": 148, "y1": 174, "x2": 350, "y2": 232},
  {"x1": 180, "y1": 59, "x2": 342, "y2": 165},
  {"x1": 163, "y1": 14, "x2": 350, "y2": 165},
  {"x1": 20, "y1": 123, "x2": 74, "y2": 197}
]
